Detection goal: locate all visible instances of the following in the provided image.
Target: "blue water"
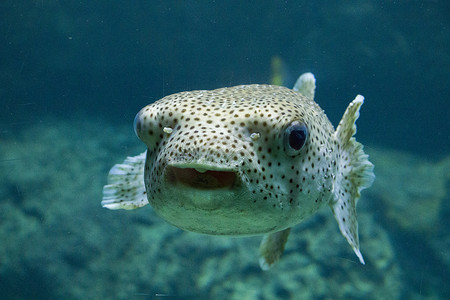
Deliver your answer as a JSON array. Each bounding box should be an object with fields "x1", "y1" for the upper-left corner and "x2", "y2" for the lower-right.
[{"x1": 0, "y1": 1, "x2": 449, "y2": 299}]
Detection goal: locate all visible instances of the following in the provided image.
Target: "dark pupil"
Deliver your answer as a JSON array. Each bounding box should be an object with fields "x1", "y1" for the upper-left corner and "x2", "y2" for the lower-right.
[{"x1": 289, "y1": 129, "x2": 306, "y2": 150}]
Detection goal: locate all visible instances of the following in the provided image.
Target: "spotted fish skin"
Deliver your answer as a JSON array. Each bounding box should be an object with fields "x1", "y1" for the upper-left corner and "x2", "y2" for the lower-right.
[
  {"x1": 102, "y1": 73, "x2": 374, "y2": 269},
  {"x1": 133, "y1": 84, "x2": 336, "y2": 235}
]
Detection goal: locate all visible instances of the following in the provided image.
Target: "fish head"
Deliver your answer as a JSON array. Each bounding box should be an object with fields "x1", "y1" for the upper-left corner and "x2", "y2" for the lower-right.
[{"x1": 134, "y1": 85, "x2": 336, "y2": 236}]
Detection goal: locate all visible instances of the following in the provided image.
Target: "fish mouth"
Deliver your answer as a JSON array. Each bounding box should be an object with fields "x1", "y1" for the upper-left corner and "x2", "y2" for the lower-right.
[{"x1": 165, "y1": 165, "x2": 237, "y2": 189}]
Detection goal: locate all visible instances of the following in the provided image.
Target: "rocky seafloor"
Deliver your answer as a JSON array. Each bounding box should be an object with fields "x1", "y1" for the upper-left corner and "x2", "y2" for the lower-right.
[{"x1": 0, "y1": 117, "x2": 449, "y2": 299}]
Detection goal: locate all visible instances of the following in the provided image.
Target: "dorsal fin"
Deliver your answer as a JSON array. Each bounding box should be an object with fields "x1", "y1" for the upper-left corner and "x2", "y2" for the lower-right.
[{"x1": 293, "y1": 72, "x2": 316, "y2": 100}]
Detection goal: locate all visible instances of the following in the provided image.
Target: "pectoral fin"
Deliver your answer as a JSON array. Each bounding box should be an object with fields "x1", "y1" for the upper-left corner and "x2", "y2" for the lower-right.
[
  {"x1": 332, "y1": 96, "x2": 375, "y2": 264},
  {"x1": 102, "y1": 151, "x2": 149, "y2": 210}
]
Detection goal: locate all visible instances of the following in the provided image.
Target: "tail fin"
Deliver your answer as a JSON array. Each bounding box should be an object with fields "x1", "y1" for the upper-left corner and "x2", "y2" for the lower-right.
[
  {"x1": 331, "y1": 95, "x2": 375, "y2": 264},
  {"x1": 102, "y1": 151, "x2": 149, "y2": 210}
]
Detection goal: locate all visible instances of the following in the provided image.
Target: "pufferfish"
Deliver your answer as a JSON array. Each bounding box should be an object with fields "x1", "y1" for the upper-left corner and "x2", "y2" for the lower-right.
[{"x1": 102, "y1": 73, "x2": 375, "y2": 270}]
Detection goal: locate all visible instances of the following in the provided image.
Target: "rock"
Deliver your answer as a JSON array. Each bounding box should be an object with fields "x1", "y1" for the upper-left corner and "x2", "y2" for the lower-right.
[
  {"x1": 1, "y1": 118, "x2": 447, "y2": 299},
  {"x1": 367, "y1": 148, "x2": 449, "y2": 234}
]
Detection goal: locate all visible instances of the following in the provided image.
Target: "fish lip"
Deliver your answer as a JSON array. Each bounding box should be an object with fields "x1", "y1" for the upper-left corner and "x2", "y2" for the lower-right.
[
  {"x1": 165, "y1": 164, "x2": 239, "y2": 190},
  {"x1": 167, "y1": 161, "x2": 238, "y2": 172}
]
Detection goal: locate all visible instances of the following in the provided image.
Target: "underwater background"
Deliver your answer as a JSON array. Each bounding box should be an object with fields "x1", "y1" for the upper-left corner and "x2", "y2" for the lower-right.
[{"x1": 0, "y1": 1, "x2": 449, "y2": 299}]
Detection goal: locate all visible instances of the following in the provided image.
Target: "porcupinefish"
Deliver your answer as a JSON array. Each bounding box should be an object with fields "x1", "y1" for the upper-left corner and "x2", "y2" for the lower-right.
[{"x1": 102, "y1": 73, "x2": 375, "y2": 270}]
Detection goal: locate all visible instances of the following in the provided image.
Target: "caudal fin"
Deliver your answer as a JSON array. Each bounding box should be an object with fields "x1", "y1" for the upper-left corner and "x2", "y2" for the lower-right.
[
  {"x1": 102, "y1": 151, "x2": 149, "y2": 210},
  {"x1": 331, "y1": 95, "x2": 375, "y2": 264}
]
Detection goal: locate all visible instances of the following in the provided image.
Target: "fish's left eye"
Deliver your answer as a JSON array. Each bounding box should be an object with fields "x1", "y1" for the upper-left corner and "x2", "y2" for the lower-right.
[{"x1": 284, "y1": 121, "x2": 308, "y2": 156}]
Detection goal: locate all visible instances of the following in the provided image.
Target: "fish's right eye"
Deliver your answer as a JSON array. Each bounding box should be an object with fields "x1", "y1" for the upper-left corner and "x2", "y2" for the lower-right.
[{"x1": 284, "y1": 121, "x2": 308, "y2": 156}]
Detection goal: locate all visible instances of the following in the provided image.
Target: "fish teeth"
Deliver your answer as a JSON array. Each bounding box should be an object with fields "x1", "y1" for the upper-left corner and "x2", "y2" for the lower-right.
[{"x1": 195, "y1": 168, "x2": 207, "y2": 173}]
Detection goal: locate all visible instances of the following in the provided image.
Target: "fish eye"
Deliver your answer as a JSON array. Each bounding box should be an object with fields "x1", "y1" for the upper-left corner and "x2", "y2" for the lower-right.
[{"x1": 284, "y1": 121, "x2": 308, "y2": 156}]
